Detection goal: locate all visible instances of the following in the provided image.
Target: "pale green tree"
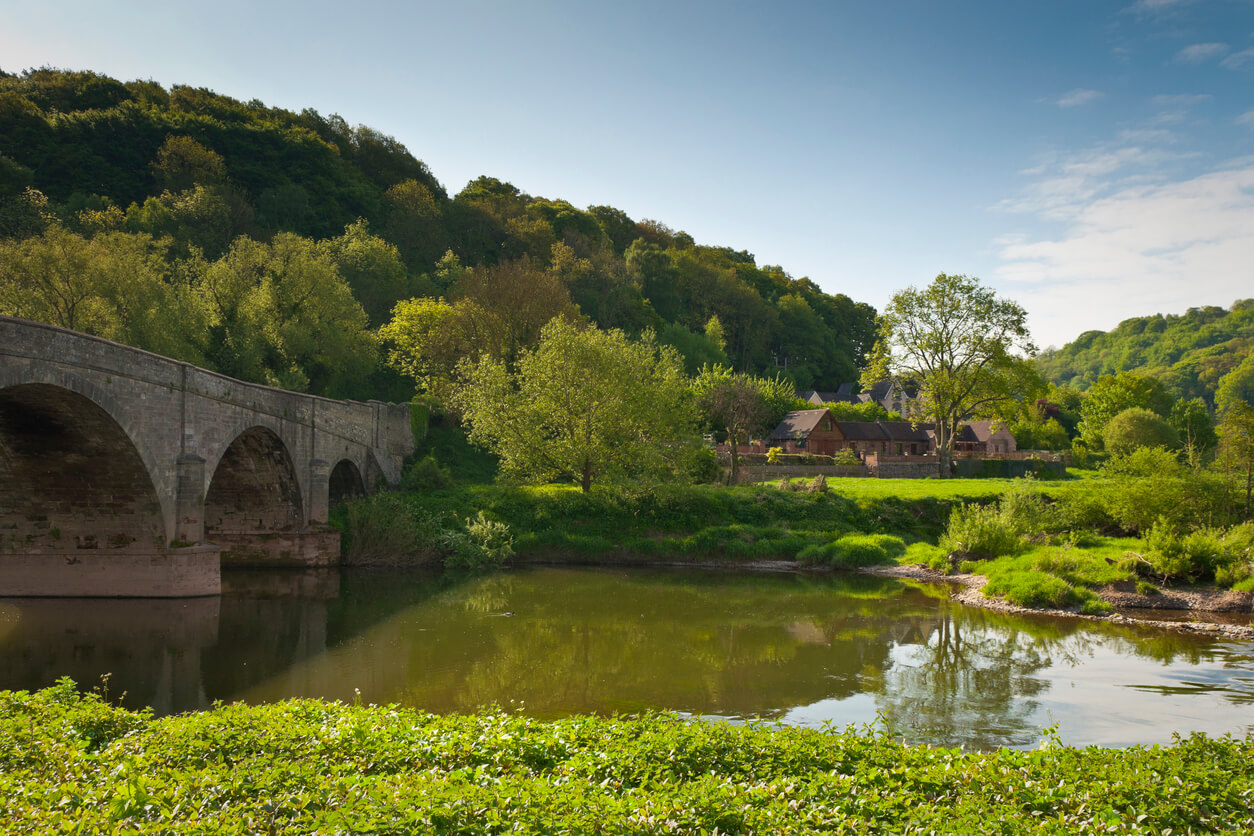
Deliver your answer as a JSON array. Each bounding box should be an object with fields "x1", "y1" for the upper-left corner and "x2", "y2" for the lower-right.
[
  {"x1": 863, "y1": 274, "x2": 1036, "y2": 477},
  {"x1": 453, "y1": 318, "x2": 698, "y2": 492}
]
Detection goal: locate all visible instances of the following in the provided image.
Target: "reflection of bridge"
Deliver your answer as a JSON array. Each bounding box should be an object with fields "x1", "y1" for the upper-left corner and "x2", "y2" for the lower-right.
[{"x1": 0, "y1": 317, "x2": 413, "y2": 597}]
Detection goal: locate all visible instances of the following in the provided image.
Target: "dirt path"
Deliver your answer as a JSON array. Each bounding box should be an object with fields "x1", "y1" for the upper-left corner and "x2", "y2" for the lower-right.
[{"x1": 863, "y1": 564, "x2": 1254, "y2": 641}]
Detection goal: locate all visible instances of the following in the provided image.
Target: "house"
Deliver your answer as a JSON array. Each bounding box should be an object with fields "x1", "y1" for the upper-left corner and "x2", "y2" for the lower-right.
[
  {"x1": 767, "y1": 409, "x2": 844, "y2": 455},
  {"x1": 797, "y1": 390, "x2": 861, "y2": 406},
  {"x1": 955, "y1": 420, "x2": 1017, "y2": 455},
  {"x1": 822, "y1": 379, "x2": 922, "y2": 416},
  {"x1": 878, "y1": 421, "x2": 933, "y2": 456}
]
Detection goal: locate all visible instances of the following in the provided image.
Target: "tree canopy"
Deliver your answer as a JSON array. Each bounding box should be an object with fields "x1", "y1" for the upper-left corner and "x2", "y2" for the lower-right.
[
  {"x1": 453, "y1": 319, "x2": 698, "y2": 491},
  {"x1": 863, "y1": 274, "x2": 1037, "y2": 476}
]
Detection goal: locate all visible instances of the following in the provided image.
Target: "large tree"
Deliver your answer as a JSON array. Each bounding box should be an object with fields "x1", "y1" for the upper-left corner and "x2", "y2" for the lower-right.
[
  {"x1": 864, "y1": 274, "x2": 1036, "y2": 477},
  {"x1": 454, "y1": 319, "x2": 697, "y2": 491}
]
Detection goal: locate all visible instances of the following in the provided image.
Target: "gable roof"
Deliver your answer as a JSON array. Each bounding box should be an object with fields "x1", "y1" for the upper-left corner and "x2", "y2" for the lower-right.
[
  {"x1": 768, "y1": 409, "x2": 833, "y2": 441},
  {"x1": 834, "y1": 420, "x2": 887, "y2": 441},
  {"x1": 959, "y1": 420, "x2": 1014, "y2": 442}
]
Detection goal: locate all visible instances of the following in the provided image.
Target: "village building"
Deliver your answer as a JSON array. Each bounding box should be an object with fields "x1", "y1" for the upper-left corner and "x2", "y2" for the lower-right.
[
  {"x1": 767, "y1": 409, "x2": 844, "y2": 455},
  {"x1": 954, "y1": 420, "x2": 1018, "y2": 455}
]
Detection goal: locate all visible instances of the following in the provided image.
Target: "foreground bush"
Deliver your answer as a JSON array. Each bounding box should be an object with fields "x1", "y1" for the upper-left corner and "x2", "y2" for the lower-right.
[{"x1": 3, "y1": 682, "x2": 1254, "y2": 834}]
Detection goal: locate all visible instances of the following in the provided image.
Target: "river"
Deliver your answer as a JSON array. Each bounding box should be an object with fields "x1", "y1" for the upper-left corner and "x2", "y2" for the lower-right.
[{"x1": 1, "y1": 566, "x2": 1251, "y2": 749}]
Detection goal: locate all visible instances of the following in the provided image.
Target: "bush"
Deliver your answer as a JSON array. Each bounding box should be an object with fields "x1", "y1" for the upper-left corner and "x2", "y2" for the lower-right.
[
  {"x1": 442, "y1": 511, "x2": 515, "y2": 570},
  {"x1": 939, "y1": 503, "x2": 1023, "y2": 560},
  {"x1": 336, "y1": 494, "x2": 445, "y2": 566},
  {"x1": 685, "y1": 446, "x2": 721, "y2": 484},
  {"x1": 1103, "y1": 409, "x2": 1178, "y2": 456},
  {"x1": 799, "y1": 533, "x2": 905, "y2": 568},
  {"x1": 401, "y1": 454, "x2": 452, "y2": 491},
  {"x1": 983, "y1": 570, "x2": 1082, "y2": 609}
]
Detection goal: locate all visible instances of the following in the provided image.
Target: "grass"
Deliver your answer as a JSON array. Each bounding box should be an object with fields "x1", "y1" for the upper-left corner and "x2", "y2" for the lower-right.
[{"x1": 5, "y1": 681, "x2": 1254, "y2": 834}]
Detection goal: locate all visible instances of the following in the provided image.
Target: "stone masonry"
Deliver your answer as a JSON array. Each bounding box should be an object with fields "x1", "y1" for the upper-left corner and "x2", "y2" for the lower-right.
[{"x1": 0, "y1": 316, "x2": 413, "y2": 596}]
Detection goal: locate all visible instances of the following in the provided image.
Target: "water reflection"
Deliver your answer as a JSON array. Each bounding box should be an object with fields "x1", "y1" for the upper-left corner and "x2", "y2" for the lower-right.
[{"x1": 1, "y1": 566, "x2": 1252, "y2": 749}]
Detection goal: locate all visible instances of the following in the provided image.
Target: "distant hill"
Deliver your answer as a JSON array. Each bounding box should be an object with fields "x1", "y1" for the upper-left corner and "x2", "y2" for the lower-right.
[
  {"x1": 0, "y1": 67, "x2": 877, "y2": 393},
  {"x1": 1037, "y1": 300, "x2": 1254, "y2": 405}
]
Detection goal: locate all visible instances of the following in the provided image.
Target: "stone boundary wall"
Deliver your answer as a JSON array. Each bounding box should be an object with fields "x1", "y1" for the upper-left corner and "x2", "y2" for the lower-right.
[{"x1": 736, "y1": 465, "x2": 868, "y2": 483}]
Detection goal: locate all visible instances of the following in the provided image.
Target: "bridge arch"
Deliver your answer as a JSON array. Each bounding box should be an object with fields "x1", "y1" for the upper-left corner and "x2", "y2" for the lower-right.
[
  {"x1": 0, "y1": 382, "x2": 168, "y2": 551},
  {"x1": 204, "y1": 426, "x2": 304, "y2": 538},
  {"x1": 328, "y1": 458, "x2": 365, "y2": 507}
]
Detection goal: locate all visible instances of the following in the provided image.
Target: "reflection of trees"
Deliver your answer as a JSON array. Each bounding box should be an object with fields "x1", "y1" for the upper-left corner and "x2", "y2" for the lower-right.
[{"x1": 870, "y1": 605, "x2": 1054, "y2": 748}]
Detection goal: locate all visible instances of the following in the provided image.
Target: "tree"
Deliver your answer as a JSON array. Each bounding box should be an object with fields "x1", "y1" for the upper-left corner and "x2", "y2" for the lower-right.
[
  {"x1": 1216, "y1": 354, "x2": 1254, "y2": 416},
  {"x1": 863, "y1": 274, "x2": 1036, "y2": 477},
  {"x1": 453, "y1": 319, "x2": 697, "y2": 492},
  {"x1": 1169, "y1": 397, "x2": 1217, "y2": 465},
  {"x1": 1218, "y1": 402, "x2": 1254, "y2": 520},
  {"x1": 1079, "y1": 372, "x2": 1173, "y2": 450},
  {"x1": 692, "y1": 364, "x2": 795, "y2": 483},
  {"x1": 1102, "y1": 407, "x2": 1179, "y2": 456}
]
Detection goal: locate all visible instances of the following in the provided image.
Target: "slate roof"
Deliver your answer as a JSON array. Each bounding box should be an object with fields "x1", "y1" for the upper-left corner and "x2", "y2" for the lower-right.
[
  {"x1": 834, "y1": 420, "x2": 887, "y2": 441},
  {"x1": 958, "y1": 420, "x2": 1013, "y2": 442},
  {"x1": 878, "y1": 421, "x2": 932, "y2": 442},
  {"x1": 768, "y1": 409, "x2": 832, "y2": 441}
]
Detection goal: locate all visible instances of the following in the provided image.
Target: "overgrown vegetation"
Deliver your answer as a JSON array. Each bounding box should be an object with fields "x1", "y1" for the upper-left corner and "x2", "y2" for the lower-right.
[{"x1": 4, "y1": 681, "x2": 1254, "y2": 834}]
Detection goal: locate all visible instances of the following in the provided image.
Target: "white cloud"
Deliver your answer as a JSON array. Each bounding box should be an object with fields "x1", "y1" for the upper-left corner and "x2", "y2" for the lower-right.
[
  {"x1": 995, "y1": 164, "x2": 1254, "y2": 347},
  {"x1": 1056, "y1": 88, "x2": 1104, "y2": 108},
  {"x1": 1222, "y1": 48, "x2": 1254, "y2": 69},
  {"x1": 1176, "y1": 42, "x2": 1229, "y2": 63},
  {"x1": 996, "y1": 146, "x2": 1177, "y2": 219},
  {"x1": 1238, "y1": 110, "x2": 1254, "y2": 127},
  {"x1": 1127, "y1": 0, "x2": 1191, "y2": 10}
]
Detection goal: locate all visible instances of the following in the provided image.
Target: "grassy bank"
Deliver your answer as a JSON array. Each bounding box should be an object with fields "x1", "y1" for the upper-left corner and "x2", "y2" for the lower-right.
[
  {"x1": 335, "y1": 480, "x2": 1000, "y2": 567},
  {"x1": 4, "y1": 682, "x2": 1252, "y2": 834}
]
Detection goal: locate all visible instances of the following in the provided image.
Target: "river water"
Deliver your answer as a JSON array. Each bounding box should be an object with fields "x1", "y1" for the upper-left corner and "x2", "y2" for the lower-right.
[{"x1": 1, "y1": 566, "x2": 1251, "y2": 749}]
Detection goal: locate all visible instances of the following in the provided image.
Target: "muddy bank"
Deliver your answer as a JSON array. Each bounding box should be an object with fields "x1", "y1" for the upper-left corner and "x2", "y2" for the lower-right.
[{"x1": 864, "y1": 564, "x2": 1254, "y2": 641}]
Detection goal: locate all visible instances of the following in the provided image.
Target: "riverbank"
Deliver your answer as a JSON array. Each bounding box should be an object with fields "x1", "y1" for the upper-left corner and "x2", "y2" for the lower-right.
[
  {"x1": 866, "y1": 563, "x2": 1254, "y2": 641},
  {"x1": 3, "y1": 681, "x2": 1252, "y2": 834}
]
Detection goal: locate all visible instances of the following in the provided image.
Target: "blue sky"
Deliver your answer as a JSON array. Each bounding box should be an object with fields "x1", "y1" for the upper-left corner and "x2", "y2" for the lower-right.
[{"x1": 3, "y1": 0, "x2": 1253, "y2": 348}]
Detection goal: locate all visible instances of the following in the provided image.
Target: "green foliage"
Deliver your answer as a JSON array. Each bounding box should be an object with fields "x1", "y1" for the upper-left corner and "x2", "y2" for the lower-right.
[
  {"x1": 939, "y1": 503, "x2": 1024, "y2": 559},
  {"x1": 983, "y1": 570, "x2": 1086, "y2": 609},
  {"x1": 334, "y1": 494, "x2": 446, "y2": 566},
  {"x1": 401, "y1": 454, "x2": 452, "y2": 491},
  {"x1": 1103, "y1": 407, "x2": 1179, "y2": 456},
  {"x1": 6, "y1": 684, "x2": 1254, "y2": 834},
  {"x1": 442, "y1": 510, "x2": 514, "y2": 570},
  {"x1": 800, "y1": 533, "x2": 906, "y2": 568},
  {"x1": 1137, "y1": 522, "x2": 1254, "y2": 586},
  {"x1": 863, "y1": 273, "x2": 1039, "y2": 473},
  {"x1": 1038, "y1": 300, "x2": 1254, "y2": 408},
  {"x1": 454, "y1": 319, "x2": 698, "y2": 492}
]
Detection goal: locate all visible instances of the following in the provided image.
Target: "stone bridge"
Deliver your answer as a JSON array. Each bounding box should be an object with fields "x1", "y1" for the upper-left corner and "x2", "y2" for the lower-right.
[{"x1": 0, "y1": 316, "x2": 414, "y2": 597}]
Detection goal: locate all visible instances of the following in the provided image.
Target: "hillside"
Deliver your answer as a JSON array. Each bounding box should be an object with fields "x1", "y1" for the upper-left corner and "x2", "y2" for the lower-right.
[
  {"x1": 1037, "y1": 300, "x2": 1254, "y2": 405},
  {"x1": 0, "y1": 68, "x2": 876, "y2": 398}
]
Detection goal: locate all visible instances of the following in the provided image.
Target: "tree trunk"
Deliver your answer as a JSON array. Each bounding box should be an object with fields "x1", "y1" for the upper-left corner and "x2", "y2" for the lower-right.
[
  {"x1": 728, "y1": 429, "x2": 741, "y2": 485},
  {"x1": 581, "y1": 459, "x2": 592, "y2": 493}
]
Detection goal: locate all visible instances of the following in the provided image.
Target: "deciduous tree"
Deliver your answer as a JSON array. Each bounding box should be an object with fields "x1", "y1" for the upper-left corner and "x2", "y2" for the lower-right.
[
  {"x1": 454, "y1": 319, "x2": 697, "y2": 492},
  {"x1": 863, "y1": 274, "x2": 1036, "y2": 477}
]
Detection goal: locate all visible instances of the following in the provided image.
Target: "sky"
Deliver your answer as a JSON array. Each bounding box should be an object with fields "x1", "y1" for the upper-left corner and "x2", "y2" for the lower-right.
[{"x1": 2, "y1": 0, "x2": 1253, "y2": 349}]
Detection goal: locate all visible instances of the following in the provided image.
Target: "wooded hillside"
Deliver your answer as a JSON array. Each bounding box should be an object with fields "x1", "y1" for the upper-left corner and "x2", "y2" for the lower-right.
[
  {"x1": 0, "y1": 68, "x2": 876, "y2": 399},
  {"x1": 1037, "y1": 300, "x2": 1254, "y2": 407}
]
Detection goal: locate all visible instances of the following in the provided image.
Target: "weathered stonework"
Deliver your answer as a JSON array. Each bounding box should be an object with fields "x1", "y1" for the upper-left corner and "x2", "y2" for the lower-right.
[{"x1": 0, "y1": 316, "x2": 414, "y2": 596}]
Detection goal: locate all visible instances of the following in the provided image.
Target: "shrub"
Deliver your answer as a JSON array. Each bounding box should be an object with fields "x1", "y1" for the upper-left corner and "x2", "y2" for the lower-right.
[
  {"x1": 983, "y1": 570, "x2": 1081, "y2": 609},
  {"x1": 442, "y1": 511, "x2": 514, "y2": 570},
  {"x1": 401, "y1": 454, "x2": 452, "y2": 491},
  {"x1": 939, "y1": 503, "x2": 1022, "y2": 560},
  {"x1": 799, "y1": 533, "x2": 905, "y2": 568},
  {"x1": 805, "y1": 474, "x2": 828, "y2": 494},
  {"x1": 998, "y1": 478, "x2": 1051, "y2": 539},
  {"x1": 336, "y1": 495, "x2": 445, "y2": 566},
  {"x1": 1103, "y1": 409, "x2": 1179, "y2": 456},
  {"x1": 766, "y1": 446, "x2": 781, "y2": 464}
]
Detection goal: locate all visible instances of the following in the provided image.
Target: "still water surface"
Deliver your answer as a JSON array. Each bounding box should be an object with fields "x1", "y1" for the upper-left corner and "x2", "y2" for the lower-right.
[{"x1": 1, "y1": 566, "x2": 1252, "y2": 749}]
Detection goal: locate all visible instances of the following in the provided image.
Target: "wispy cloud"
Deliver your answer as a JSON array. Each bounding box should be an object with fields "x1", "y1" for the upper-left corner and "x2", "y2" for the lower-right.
[
  {"x1": 1222, "y1": 48, "x2": 1254, "y2": 69},
  {"x1": 1238, "y1": 110, "x2": 1254, "y2": 127},
  {"x1": 996, "y1": 164, "x2": 1254, "y2": 347},
  {"x1": 1150, "y1": 93, "x2": 1210, "y2": 108},
  {"x1": 997, "y1": 145, "x2": 1183, "y2": 219},
  {"x1": 1056, "y1": 88, "x2": 1104, "y2": 108},
  {"x1": 1176, "y1": 42, "x2": 1229, "y2": 63},
  {"x1": 1126, "y1": 0, "x2": 1194, "y2": 16}
]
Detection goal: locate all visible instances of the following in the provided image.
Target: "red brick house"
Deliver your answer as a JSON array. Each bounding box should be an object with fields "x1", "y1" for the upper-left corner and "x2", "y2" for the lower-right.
[
  {"x1": 954, "y1": 421, "x2": 1017, "y2": 455},
  {"x1": 767, "y1": 409, "x2": 844, "y2": 455}
]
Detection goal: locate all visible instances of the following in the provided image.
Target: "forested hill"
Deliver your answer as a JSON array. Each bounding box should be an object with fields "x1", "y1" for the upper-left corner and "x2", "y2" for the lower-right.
[
  {"x1": 0, "y1": 68, "x2": 876, "y2": 399},
  {"x1": 1037, "y1": 300, "x2": 1254, "y2": 405}
]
